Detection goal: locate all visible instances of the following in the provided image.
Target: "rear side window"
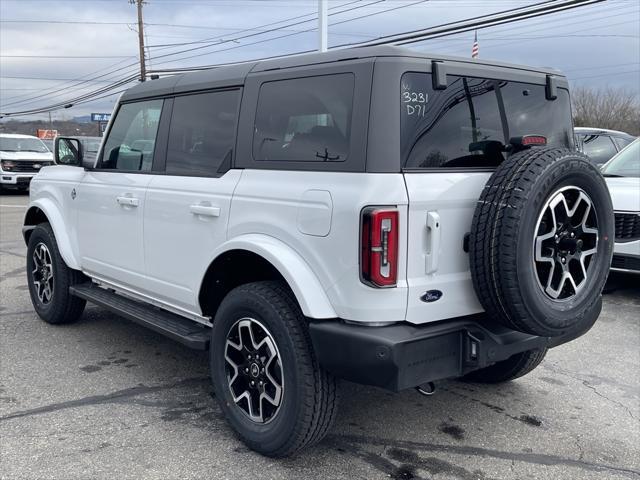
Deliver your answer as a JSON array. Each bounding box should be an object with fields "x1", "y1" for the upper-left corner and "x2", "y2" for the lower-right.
[
  {"x1": 101, "y1": 99, "x2": 163, "y2": 171},
  {"x1": 253, "y1": 74, "x2": 354, "y2": 162},
  {"x1": 166, "y1": 90, "x2": 240, "y2": 176},
  {"x1": 579, "y1": 134, "x2": 617, "y2": 165},
  {"x1": 401, "y1": 73, "x2": 574, "y2": 169}
]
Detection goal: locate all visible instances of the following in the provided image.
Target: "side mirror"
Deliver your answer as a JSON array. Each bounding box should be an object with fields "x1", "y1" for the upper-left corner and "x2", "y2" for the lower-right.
[{"x1": 54, "y1": 137, "x2": 84, "y2": 166}]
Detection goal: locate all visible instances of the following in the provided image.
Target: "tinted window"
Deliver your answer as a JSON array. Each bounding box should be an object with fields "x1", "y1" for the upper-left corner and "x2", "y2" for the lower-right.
[
  {"x1": 166, "y1": 90, "x2": 240, "y2": 176},
  {"x1": 401, "y1": 73, "x2": 574, "y2": 169},
  {"x1": 580, "y1": 134, "x2": 617, "y2": 165},
  {"x1": 101, "y1": 99, "x2": 163, "y2": 171},
  {"x1": 253, "y1": 74, "x2": 354, "y2": 162}
]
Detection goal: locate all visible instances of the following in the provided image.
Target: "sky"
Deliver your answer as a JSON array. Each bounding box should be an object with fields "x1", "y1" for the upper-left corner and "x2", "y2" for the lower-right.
[{"x1": 0, "y1": 0, "x2": 639, "y2": 121}]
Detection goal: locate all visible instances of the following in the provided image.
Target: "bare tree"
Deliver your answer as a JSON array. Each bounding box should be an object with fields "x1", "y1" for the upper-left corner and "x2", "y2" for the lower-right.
[{"x1": 572, "y1": 86, "x2": 640, "y2": 136}]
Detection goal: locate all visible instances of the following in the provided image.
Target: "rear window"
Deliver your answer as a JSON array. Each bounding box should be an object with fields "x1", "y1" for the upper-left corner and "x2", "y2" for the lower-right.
[
  {"x1": 577, "y1": 133, "x2": 617, "y2": 165},
  {"x1": 401, "y1": 73, "x2": 573, "y2": 169},
  {"x1": 253, "y1": 74, "x2": 354, "y2": 162}
]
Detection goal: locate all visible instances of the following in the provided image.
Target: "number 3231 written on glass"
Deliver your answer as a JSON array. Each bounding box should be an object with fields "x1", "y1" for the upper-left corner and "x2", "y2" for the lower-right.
[{"x1": 402, "y1": 91, "x2": 429, "y2": 117}]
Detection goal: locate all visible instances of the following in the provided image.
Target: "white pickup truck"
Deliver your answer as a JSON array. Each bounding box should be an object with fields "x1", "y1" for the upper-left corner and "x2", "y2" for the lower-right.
[
  {"x1": 23, "y1": 46, "x2": 613, "y2": 457},
  {"x1": 0, "y1": 134, "x2": 54, "y2": 191}
]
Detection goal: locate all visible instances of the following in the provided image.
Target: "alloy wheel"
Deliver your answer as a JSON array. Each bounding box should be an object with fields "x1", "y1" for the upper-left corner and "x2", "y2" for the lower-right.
[
  {"x1": 533, "y1": 186, "x2": 599, "y2": 300},
  {"x1": 224, "y1": 318, "x2": 284, "y2": 424},
  {"x1": 32, "y1": 242, "x2": 54, "y2": 304}
]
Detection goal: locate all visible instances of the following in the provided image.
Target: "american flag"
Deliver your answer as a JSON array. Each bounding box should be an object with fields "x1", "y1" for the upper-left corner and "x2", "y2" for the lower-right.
[{"x1": 471, "y1": 30, "x2": 479, "y2": 59}]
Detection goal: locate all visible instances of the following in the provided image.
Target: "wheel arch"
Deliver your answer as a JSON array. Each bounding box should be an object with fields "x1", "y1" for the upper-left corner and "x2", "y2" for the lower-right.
[
  {"x1": 23, "y1": 200, "x2": 81, "y2": 270},
  {"x1": 198, "y1": 235, "x2": 337, "y2": 320}
]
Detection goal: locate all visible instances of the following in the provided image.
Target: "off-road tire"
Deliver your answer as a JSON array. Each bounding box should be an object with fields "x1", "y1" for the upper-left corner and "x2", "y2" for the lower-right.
[
  {"x1": 26, "y1": 223, "x2": 86, "y2": 324},
  {"x1": 470, "y1": 147, "x2": 614, "y2": 337},
  {"x1": 209, "y1": 281, "x2": 338, "y2": 457},
  {"x1": 462, "y1": 348, "x2": 548, "y2": 383}
]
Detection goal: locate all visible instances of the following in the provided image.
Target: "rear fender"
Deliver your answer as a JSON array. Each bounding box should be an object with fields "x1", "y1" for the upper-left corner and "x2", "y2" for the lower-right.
[{"x1": 203, "y1": 234, "x2": 337, "y2": 319}]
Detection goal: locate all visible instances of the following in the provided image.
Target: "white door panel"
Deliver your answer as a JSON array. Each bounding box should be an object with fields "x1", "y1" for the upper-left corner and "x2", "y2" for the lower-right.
[
  {"x1": 404, "y1": 172, "x2": 489, "y2": 324},
  {"x1": 76, "y1": 171, "x2": 152, "y2": 289},
  {"x1": 143, "y1": 171, "x2": 242, "y2": 311}
]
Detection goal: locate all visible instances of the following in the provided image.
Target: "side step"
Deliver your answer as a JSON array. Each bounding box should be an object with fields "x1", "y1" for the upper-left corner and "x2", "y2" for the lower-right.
[{"x1": 70, "y1": 283, "x2": 210, "y2": 350}]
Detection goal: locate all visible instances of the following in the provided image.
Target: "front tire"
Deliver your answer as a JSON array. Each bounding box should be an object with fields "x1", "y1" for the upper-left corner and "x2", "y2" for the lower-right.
[
  {"x1": 209, "y1": 281, "x2": 338, "y2": 457},
  {"x1": 26, "y1": 223, "x2": 86, "y2": 324}
]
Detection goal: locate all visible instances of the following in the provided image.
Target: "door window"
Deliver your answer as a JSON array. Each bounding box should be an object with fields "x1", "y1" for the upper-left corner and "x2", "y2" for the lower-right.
[
  {"x1": 253, "y1": 74, "x2": 354, "y2": 162},
  {"x1": 165, "y1": 90, "x2": 240, "y2": 176},
  {"x1": 580, "y1": 134, "x2": 617, "y2": 165},
  {"x1": 100, "y1": 99, "x2": 163, "y2": 171}
]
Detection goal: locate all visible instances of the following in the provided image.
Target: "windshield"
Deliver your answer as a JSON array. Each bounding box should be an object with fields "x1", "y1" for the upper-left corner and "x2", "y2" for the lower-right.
[
  {"x1": 401, "y1": 73, "x2": 574, "y2": 169},
  {"x1": 0, "y1": 137, "x2": 49, "y2": 153},
  {"x1": 602, "y1": 140, "x2": 640, "y2": 178}
]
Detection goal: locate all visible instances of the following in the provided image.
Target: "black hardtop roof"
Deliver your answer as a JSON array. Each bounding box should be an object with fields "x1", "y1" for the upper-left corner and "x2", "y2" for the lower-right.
[{"x1": 120, "y1": 45, "x2": 564, "y2": 102}]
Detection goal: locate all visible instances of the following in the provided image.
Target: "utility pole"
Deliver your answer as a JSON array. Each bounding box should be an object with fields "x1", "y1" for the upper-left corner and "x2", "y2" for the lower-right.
[
  {"x1": 318, "y1": 0, "x2": 328, "y2": 52},
  {"x1": 130, "y1": 0, "x2": 147, "y2": 82}
]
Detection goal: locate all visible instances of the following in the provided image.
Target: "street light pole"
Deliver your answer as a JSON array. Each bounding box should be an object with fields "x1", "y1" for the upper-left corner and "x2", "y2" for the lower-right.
[{"x1": 318, "y1": 0, "x2": 328, "y2": 52}]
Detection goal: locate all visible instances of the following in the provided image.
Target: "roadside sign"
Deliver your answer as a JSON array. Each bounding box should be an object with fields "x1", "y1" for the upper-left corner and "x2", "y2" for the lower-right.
[
  {"x1": 36, "y1": 129, "x2": 58, "y2": 139},
  {"x1": 91, "y1": 113, "x2": 111, "y2": 122}
]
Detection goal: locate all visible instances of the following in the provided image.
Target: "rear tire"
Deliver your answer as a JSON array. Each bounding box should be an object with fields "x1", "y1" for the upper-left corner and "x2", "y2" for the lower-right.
[
  {"x1": 26, "y1": 223, "x2": 86, "y2": 324},
  {"x1": 462, "y1": 348, "x2": 547, "y2": 383},
  {"x1": 209, "y1": 281, "x2": 338, "y2": 457}
]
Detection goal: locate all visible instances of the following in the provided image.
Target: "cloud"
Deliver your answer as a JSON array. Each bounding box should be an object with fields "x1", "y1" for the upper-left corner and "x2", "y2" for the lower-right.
[{"x1": 1, "y1": 0, "x2": 638, "y2": 120}]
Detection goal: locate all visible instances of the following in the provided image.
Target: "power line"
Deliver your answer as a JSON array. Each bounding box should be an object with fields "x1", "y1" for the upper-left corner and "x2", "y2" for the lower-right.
[
  {"x1": 148, "y1": 0, "x2": 427, "y2": 68},
  {"x1": 0, "y1": 0, "x2": 617, "y2": 116},
  {"x1": 147, "y1": 0, "x2": 386, "y2": 62},
  {"x1": 1, "y1": 55, "x2": 134, "y2": 59}
]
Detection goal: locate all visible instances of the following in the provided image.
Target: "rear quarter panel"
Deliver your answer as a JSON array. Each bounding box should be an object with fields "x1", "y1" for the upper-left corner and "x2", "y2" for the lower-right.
[{"x1": 228, "y1": 170, "x2": 409, "y2": 323}]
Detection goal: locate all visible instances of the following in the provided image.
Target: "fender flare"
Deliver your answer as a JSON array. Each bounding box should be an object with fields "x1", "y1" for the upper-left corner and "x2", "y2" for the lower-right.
[
  {"x1": 23, "y1": 198, "x2": 81, "y2": 270},
  {"x1": 203, "y1": 234, "x2": 337, "y2": 319}
]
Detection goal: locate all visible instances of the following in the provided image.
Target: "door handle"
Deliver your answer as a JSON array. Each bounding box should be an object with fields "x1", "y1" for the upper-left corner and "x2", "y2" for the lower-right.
[
  {"x1": 116, "y1": 195, "x2": 139, "y2": 207},
  {"x1": 190, "y1": 203, "x2": 220, "y2": 217},
  {"x1": 425, "y1": 211, "x2": 441, "y2": 274}
]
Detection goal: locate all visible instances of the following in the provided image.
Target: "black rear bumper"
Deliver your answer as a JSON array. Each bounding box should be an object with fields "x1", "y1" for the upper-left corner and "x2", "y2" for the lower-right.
[{"x1": 308, "y1": 312, "x2": 595, "y2": 392}]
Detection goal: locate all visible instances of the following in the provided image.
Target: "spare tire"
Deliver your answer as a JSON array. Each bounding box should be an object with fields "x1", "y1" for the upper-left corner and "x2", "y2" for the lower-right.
[{"x1": 470, "y1": 147, "x2": 613, "y2": 337}]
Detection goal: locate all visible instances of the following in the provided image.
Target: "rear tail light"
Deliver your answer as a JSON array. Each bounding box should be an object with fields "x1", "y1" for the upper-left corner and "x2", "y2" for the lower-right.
[{"x1": 361, "y1": 207, "x2": 399, "y2": 287}]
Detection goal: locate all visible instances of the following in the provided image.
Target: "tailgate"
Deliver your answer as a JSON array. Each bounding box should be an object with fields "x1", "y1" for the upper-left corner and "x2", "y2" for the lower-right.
[{"x1": 403, "y1": 172, "x2": 489, "y2": 324}]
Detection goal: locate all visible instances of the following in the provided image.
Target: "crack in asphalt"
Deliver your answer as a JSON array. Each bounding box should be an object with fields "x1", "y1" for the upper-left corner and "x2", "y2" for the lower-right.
[
  {"x1": 545, "y1": 363, "x2": 639, "y2": 421},
  {"x1": 0, "y1": 265, "x2": 25, "y2": 283},
  {"x1": 0, "y1": 377, "x2": 209, "y2": 422},
  {"x1": 0, "y1": 249, "x2": 25, "y2": 259},
  {"x1": 328, "y1": 434, "x2": 640, "y2": 478}
]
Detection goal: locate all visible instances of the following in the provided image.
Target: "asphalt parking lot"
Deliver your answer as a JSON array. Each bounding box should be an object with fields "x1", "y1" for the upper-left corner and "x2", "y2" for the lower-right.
[{"x1": 0, "y1": 191, "x2": 638, "y2": 480}]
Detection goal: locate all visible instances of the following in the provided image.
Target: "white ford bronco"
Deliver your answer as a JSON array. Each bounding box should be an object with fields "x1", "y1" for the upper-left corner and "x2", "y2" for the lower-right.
[{"x1": 24, "y1": 46, "x2": 614, "y2": 457}]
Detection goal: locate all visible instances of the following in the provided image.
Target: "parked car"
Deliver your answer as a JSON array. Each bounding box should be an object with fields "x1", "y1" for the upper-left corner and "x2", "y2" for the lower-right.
[
  {"x1": 0, "y1": 134, "x2": 54, "y2": 192},
  {"x1": 602, "y1": 139, "x2": 640, "y2": 273},
  {"x1": 24, "y1": 46, "x2": 614, "y2": 457},
  {"x1": 575, "y1": 127, "x2": 635, "y2": 166}
]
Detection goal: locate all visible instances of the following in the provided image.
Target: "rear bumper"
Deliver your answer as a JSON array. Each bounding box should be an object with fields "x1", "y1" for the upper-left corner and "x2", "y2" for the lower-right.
[{"x1": 309, "y1": 311, "x2": 597, "y2": 392}]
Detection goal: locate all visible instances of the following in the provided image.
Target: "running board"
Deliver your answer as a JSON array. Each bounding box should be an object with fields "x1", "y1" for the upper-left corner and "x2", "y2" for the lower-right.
[{"x1": 70, "y1": 283, "x2": 210, "y2": 350}]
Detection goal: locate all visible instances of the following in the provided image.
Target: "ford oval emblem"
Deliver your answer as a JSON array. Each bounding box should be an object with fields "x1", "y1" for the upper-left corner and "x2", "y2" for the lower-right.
[{"x1": 420, "y1": 290, "x2": 443, "y2": 303}]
